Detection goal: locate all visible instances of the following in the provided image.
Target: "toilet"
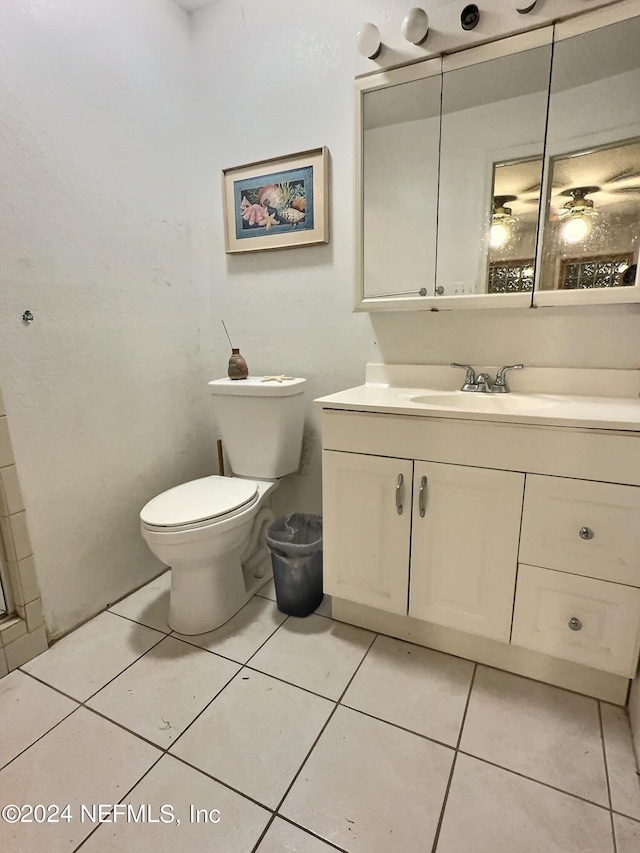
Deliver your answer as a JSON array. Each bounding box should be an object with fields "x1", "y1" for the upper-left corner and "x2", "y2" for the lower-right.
[{"x1": 140, "y1": 376, "x2": 306, "y2": 635}]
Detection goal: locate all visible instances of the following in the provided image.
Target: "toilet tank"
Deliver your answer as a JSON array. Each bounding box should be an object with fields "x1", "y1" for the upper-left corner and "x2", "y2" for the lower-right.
[{"x1": 208, "y1": 377, "x2": 306, "y2": 479}]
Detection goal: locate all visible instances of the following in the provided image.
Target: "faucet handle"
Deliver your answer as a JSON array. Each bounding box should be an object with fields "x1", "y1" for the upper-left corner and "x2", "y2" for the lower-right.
[
  {"x1": 493, "y1": 363, "x2": 524, "y2": 392},
  {"x1": 451, "y1": 363, "x2": 476, "y2": 383},
  {"x1": 451, "y1": 363, "x2": 477, "y2": 391}
]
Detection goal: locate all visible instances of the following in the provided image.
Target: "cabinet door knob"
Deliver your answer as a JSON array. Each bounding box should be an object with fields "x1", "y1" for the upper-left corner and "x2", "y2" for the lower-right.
[
  {"x1": 579, "y1": 527, "x2": 594, "y2": 540},
  {"x1": 568, "y1": 617, "x2": 582, "y2": 631},
  {"x1": 419, "y1": 475, "x2": 428, "y2": 517},
  {"x1": 396, "y1": 473, "x2": 404, "y2": 515}
]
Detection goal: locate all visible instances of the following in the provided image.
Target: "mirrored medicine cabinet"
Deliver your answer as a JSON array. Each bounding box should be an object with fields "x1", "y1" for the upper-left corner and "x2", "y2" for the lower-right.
[{"x1": 354, "y1": 2, "x2": 640, "y2": 311}]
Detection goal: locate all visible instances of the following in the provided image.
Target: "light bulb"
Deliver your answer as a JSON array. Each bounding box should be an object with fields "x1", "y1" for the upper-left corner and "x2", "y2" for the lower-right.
[
  {"x1": 402, "y1": 8, "x2": 430, "y2": 45},
  {"x1": 357, "y1": 23, "x2": 382, "y2": 59},
  {"x1": 490, "y1": 222, "x2": 510, "y2": 249},
  {"x1": 562, "y1": 216, "x2": 590, "y2": 244}
]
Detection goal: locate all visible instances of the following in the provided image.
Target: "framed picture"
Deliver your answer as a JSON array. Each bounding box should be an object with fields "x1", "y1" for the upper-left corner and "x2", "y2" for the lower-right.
[{"x1": 222, "y1": 146, "x2": 329, "y2": 253}]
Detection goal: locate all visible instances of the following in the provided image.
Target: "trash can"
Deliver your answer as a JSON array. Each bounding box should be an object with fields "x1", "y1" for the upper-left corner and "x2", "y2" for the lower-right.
[{"x1": 265, "y1": 513, "x2": 323, "y2": 617}]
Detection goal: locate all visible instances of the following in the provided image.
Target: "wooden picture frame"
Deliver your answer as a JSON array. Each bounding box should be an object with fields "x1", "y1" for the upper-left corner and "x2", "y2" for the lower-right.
[{"x1": 222, "y1": 146, "x2": 329, "y2": 253}]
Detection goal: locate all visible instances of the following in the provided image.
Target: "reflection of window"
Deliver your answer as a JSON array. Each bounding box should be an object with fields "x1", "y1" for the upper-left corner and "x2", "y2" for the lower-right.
[
  {"x1": 488, "y1": 260, "x2": 535, "y2": 293},
  {"x1": 559, "y1": 254, "x2": 634, "y2": 289}
]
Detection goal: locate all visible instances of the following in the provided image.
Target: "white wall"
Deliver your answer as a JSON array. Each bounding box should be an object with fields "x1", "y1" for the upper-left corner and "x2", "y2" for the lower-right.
[
  {"x1": 2, "y1": 0, "x2": 640, "y2": 638},
  {"x1": 0, "y1": 0, "x2": 213, "y2": 637},
  {"x1": 192, "y1": 0, "x2": 640, "y2": 516}
]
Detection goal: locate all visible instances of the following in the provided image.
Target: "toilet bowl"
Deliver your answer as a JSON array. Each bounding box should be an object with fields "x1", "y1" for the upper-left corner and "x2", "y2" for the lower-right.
[
  {"x1": 141, "y1": 476, "x2": 277, "y2": 634},
  {"x1": 140, "y1": 375, "x2": 306, "y2": 635}
]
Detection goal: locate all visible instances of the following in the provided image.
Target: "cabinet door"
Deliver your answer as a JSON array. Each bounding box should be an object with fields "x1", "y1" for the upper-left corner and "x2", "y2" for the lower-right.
[
  {"x1": 322, "y1": 450, "x2": 412, "y2": 614},
  {"x1": 409, "y1": 462, "x2": 524, "y2": 641}
]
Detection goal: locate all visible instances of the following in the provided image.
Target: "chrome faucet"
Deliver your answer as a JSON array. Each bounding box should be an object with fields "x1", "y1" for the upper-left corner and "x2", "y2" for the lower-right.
[
  {"x1": 491, "y1": 364, "x2": 524, "y2": 393},
  {"x1": 451, "y1": 363, "x2": 524, "y2": 393},
  {"x1": 450, "y1": 363, "x2": 478, "y2": 391}
]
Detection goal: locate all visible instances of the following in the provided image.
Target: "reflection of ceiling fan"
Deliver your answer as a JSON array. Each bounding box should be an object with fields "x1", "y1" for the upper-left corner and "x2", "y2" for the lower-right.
[
  {"x1": 490, "y1": 195, "x2": 518, "y2": 248},
  {"x1": 555, "y1": 186, "x2": 599, "y2": 243},
  {"x1": 554, "y1": 175, "x2": 640, "y2": 242}
]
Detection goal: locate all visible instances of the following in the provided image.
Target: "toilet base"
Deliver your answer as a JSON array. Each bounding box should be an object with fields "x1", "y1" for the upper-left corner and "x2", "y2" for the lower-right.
[
  {"x1": 168, "y1": 552, "x2": 272, "y2": 635},
  {"x1": 164, "y1": 503, "x2": 275, "y2": 635}
]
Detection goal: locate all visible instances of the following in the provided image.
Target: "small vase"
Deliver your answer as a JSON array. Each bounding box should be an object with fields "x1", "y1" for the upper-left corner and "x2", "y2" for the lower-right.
[{"x1": 228, "y1": 348, "x2": 248, "y2": 380}]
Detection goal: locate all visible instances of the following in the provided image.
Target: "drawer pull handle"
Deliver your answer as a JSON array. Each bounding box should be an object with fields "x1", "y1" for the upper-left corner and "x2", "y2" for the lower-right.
[
  {"x1": 579, "y1": 527, "x2": 593, "y2": 540},
  {"x1": 568, "y1": 617, "x2": 583, "y2": 632},
  {"x1": 396, "y1": 473, "x2": 404, "y2": 515},
  {"x1": 419, "y1": 476, "x2": 428, "y2": 517}
]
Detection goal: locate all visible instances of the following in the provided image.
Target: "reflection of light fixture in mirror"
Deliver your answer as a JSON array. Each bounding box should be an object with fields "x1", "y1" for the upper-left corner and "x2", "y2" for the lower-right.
[
  {"x1": 490, "y1": 195, "x2": 517, "y2": 249},
  {"x1": 357, "y1": 22, "x2": 382, "y2": 59},
  {"x1": 402, "y1": 8, "x2": 430, "y2": 45},
  {"x1": 557, "y1": 186, "x2": 599, "y2": 244}
]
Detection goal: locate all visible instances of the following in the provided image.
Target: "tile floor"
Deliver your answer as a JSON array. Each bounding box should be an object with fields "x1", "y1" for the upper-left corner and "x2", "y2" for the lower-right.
[{"x1": 1, "y1": 570, "x2": 639, "y2": 852}]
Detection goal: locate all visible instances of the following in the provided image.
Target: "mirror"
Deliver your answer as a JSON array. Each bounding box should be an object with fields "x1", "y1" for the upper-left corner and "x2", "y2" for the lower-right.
[
  {"x1": 487, "y1": 157, "x2": 542, "y2": 294},
  {"x1": 436, "y1": 35, "x2": 552, "y2": 298},
  {"x1": 361, "y1": 68, "x2": 441, "y2": 300},
  {"x1": 538, "y1": 14, "x2": 640, "y2": 296}
]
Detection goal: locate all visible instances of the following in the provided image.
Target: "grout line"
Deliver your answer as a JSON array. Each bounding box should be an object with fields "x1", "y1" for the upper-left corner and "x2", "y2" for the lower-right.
[
  {"x1": 248, "y1": 630, "x2": 379, "y2": 853},
  {"x1": 243, "y1": 663, "x2": 341, "y2": 703},
  {"x1": 456, "y1": 749, "x2": 613, "y2": 814},
  {"x1": 0, "y1": 699, "x2": 80, "y2": 773},
  {"x1": 339, "y1": 702, "x2": 457, "y2": 754},
  {"x1": 275, "y1": 814, "x2": 352, "y2": 852},
  {"x1": 105, "y1": 609, "x2": 172, "y2": 635},
  {"x1": 599, "y1": 701, "x2": 618, "y2": 853},
  {"x1": 612, "y1": 809, "x2": 640, "y2": 825},
  {"x1": 72, "y1": 751, "x2": 166, "y2": 851},
  {"x1": 430, "y1": 662, "x2": 477, "y2": 853},
  {"x1": 169, "y1": 752, "x2": 276, "y2": 813}
]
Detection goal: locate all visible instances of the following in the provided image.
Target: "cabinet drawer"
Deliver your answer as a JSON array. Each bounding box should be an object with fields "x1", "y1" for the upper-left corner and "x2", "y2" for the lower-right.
[
  {"x1": 519, "y1": 475, "x2": 640, "y2": 586},
  {"x1": 511, "y1": 564, "x2": 640, "y2": 677}
]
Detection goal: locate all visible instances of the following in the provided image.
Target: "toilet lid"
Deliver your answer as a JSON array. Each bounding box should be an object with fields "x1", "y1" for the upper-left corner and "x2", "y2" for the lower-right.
[{"x1": 140, "y1": 476, "x2": 259, "y2": 528}]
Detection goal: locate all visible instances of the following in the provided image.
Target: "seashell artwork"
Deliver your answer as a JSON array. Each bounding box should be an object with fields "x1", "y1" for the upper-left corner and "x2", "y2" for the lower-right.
[
  {"x1": 279, "y1": 207, "x2": 306, "y2": 224},
  {"x1": 257, "y1": 184, "x2": 286, "y2": 211},
  {"x1": 223, "y1": 147, "x2": 328, "y2": 252},
  {"x1": 241, "y1": 202, "x2": 268, "y2": 226}
]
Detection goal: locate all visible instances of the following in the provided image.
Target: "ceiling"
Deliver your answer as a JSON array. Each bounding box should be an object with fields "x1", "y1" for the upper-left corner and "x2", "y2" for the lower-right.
[{"x1": 172, "y1": 0, "x2": 219, "y2": 12}]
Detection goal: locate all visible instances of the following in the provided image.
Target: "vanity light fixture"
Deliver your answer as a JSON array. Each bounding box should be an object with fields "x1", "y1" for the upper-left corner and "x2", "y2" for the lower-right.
[
  {"x1": 490, "y1": 195, "x2": 517, "y2": 249},
  {"x1": 402, "y1": 8, "x2": 430, "y2": 46},
  {"x1": 357, "y1": 22, "x2": 382, "y2": 59},
  {"x1": 460, "y1": 4, "x2": 480, "y2": 31},
  {"x1": 557, "y1": 186, "x2": 599, "y2": 244},
  {"x1": 514, "y1": 1, "x2": 538, "y2": 13}
]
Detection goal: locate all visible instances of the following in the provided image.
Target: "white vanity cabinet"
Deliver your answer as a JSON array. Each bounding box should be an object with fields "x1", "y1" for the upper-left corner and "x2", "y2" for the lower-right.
[
  {"x1": 322, "y1": 451, "x2": 412, "y2": 614},
  {"x1": 409, "y1": 463, "x2": 523, "y2": 642},
  {"x1": 323, "y1": 451, "x2": 524, "y2": 640},
  {"x1": 318, "y1": 382, "x2": 640, "y2": 703},
  {"x1": 512, "y1": 475, "x2": 640, "y2": 676}
]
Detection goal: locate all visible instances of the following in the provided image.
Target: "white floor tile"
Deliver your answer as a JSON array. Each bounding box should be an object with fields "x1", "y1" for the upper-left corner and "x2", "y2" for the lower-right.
[
  {"x1": 108, "y1": 572, "x2": 172, "y2": 633},
  {"x1": 0, "y1": 707, "x2": 160, "y2": 853},
  {"x1": 170, "y1": 669, "x2": 333, "y2": 808},
  {"x1": 436, "y1": 753, "x2": 614, "y2": 853},
  {"x1": 80, "y1": 754, "x2": 270, "y2": 852},
  {"x1": 314, "y1": 595, "x2": 332, "y2": 619},
  {"x1": 0, "y1": 671, "x2": 78, "y2": 769},
  {"x1": 21, "y1": 612, "x2": 164, "y2": 701},
  {"x1": 461, "y1": 666, "x2": 608, "y2": 805},
  {"x1": 256, "y1": 579, "x2": 276, "y2": 601},
  {"x1": 249, "y1": 614, "x2": 374, "y2": 699},
  {"x1": 87, "y1": 636, "x2": 240, "y2": 747},
  {"x1": 601, "y1": 704, "x2": 640, "y2": 820},
  {"x1": 282, "y1": 705, "x2": 453, "y2": 853},
  {"x1": 173, "y1": 597, "x2": 287, "y2": 664},
  {"x1": 614, "y1": 813, "x2": 640, "y2": 853},
  {"x1": 343, "y1": 635, "x2": 473, "y2": 745},
  {"x1": 256, "y1": 817, "x2": 339, "y2": 853}
]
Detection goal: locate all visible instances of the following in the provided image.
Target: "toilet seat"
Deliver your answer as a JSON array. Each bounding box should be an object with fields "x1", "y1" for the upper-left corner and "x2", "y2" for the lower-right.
[{"x1": 140, "y1": 475, "x2": 259, "y2": 532}]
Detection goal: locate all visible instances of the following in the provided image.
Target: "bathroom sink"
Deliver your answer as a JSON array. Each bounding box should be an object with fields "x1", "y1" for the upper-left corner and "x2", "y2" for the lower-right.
[{"x1": 408, "y1": 392, "x2": 558, "y2": 413}]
